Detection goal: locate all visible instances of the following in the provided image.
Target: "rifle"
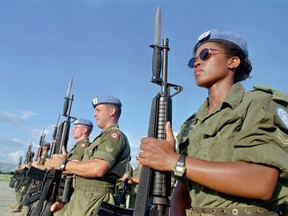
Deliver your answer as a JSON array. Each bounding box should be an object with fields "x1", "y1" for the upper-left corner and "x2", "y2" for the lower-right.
[
  {"x1": 25, "y1": 140, "x2": 34, "y2": 164},
  {"x1": 22, "y1": 118, "x2": 59, "y2": 207},
  {"x1": 30, "y1": 79, "x2": 74, "y2": 216},
  {"x1": 15, "y1": 140, "x2": 34, "y2": 193},
  {"x1": 133, "y1": 6, "x2": 182, "y2": 216},
  {"x1": 117, "y1": 161, "x2": 132, "y2": 207},
  {"x1": 35, "y1": 127, "x2": 46, "y2": 163},
  {"x1": 96, "y1": 7, "x2": 182, "y2": 216}
]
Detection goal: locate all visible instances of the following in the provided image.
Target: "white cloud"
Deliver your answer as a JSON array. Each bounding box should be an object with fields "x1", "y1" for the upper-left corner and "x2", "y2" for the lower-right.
[
  {"x1": 8, "y1": 151, "x2": 25, "y2": 164},
  {"x1": 0, "y1": 109, "x2": 36, "y2": 128}
]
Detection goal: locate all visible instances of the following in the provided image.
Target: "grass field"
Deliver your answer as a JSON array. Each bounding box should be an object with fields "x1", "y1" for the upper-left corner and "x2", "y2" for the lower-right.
[{"x1": 0, "y1": 174, "x2": 12, "y2": 182}]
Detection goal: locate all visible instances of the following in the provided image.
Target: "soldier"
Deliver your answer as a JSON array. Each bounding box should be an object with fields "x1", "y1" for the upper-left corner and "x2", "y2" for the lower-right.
[
  {"x1": 127, "y1": 154, "x2": 142, "y2": 209},
  {"x1": 67, "y1": 118, "x2": 93, "y2": 161},
  {"x1": 21, "y1": 142, "x2": 51, "y2": 216},
  {"x1": 11, "y1": 151, "x2": 34, "y2": 214},
  {"x1": 116, "y1": 156, "x2": 133, "y2": 207},
  {"x1": 139, "y1": 29, "x2": 288, "y2": 215},
  {"x1": 50, "y1": 118, "x2": 93, "y2": 213},
  {"x1": 31, "y1": 141, "x2": 51, "y2": 170},
  {"x1": 45, "y1": 95, "x2": 131, "y2": 216}
]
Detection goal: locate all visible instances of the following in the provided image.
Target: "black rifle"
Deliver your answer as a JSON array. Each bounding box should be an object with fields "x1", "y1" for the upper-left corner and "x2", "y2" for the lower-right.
[
  {"x1": 35, "y1": 127, "x2": 46, "y2": 163},
  {"x1": 30, "y1": 79, "x2": 74, "y2": 216},
  {"x1": 96, "y1": 7, "x2": 182, "y2": 216},
  {"x1": 15, "y1": 141, "x2": 35, "y2": 193},
  {"x1": 23, "y1": 119, "x2": 58, "y2": 207},
  {"x1": 117, "y1": 162, "x2": 132, "y2": 207}
]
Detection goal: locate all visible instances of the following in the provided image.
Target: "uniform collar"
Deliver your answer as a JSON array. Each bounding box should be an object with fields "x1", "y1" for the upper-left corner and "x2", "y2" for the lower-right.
[
  {"x1": 102, "y1": 123, "x2": 119, "y2": 133},
  {"x1": 196, "y1": 83, "x2": 245, "y2": 120}
]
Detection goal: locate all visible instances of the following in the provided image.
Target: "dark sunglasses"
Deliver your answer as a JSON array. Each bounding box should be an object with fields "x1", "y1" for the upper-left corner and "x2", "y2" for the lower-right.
[{"x1": 188, "y1": 48, "x2": 226, "y2": 68}]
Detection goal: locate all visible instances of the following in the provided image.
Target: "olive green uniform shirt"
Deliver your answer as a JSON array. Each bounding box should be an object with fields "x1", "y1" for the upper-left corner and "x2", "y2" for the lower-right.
[
  {"x1": 130, "y1": 165, "x2": 142, "y2": 197},
  {"x1": 177, "y1": 83, "x2": 288, "y2": 211},
  {"x1": 129, "y1": 164, "x2": 142, "y2": 208},
  {"x1": 67, "y1": 139, "x2": 90, "y2": 161},
  {"x1": 60, "y1": 124, "x2": 130, "y2": 216}
]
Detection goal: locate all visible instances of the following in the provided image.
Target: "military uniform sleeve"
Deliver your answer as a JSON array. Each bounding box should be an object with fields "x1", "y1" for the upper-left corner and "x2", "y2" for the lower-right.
[
  {"x1": 233, "y1": 95, "x2": 288, "y2": 178},
  {"x1": 91, "y1": 130, "x2": 126, "y2": 168}
]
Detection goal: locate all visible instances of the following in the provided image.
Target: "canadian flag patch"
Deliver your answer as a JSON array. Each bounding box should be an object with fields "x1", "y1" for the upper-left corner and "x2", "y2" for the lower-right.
[
  {"x1": 110, "y1": 132, "x2": 119, "y2": 139},
  {"x1": 81, "y1": 143, "x2": 86, "y2": 147}
]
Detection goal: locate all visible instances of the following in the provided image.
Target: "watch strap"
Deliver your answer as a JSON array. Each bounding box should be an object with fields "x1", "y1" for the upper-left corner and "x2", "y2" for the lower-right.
[{"x1": 178, "y1": 154, "x2": 186, "y2": 164}]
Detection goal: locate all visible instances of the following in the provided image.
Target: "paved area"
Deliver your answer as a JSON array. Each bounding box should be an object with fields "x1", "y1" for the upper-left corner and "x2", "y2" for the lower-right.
[{"x1": 0, "y1": 181, "x2": 21, "y2": 216}]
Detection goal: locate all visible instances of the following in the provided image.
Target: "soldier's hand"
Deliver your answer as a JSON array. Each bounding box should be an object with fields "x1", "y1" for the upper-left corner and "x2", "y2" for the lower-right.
[
  {"x1": 31, "y1": 161, "x2": 38, "y2": 167},
  {"x1": 62, "y1": 146, "x2": 68, "y2": 155},
  {"x1": 139, "y1": 121, "x2": 179, "y2": 172},
  {"x1": 51, "y1": 201, "x2": 65, "y2": 212},
  {"x1": 44, "y1": 154, "x2": 67, "y2": 170}
]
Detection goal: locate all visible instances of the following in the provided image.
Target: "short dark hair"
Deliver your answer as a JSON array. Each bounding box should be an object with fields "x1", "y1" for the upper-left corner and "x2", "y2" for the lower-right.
[
  {"x1": 217, "y1": 41, "x2": 252, "y2": 83},
  {"x1": 106, "y1": 104, "x2": 122, "y2": 119}
]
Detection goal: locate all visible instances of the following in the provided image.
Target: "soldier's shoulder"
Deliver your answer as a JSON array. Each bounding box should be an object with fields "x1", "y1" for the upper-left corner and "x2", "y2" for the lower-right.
[{"x1": 251, "y1": 85, "x2": 288, "y2": 105}]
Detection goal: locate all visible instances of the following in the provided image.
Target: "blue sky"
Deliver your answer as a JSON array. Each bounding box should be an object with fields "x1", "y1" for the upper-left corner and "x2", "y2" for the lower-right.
[{"x1": 0, "y1": 0, "x2": 287, "y2": 168}]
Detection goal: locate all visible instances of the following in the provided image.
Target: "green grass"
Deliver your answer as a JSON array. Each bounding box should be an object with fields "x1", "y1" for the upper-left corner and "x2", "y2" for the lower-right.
[{"x1": 0, "y1": 174, "x2": 12, "y2": 182}]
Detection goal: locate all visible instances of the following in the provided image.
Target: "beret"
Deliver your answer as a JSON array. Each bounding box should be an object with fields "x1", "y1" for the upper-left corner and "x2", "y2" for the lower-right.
[
  {"x1": 74, "y1": 118, "x2": 93, "y2": 127},
  {"x1": 92, "y1": 95, "x2": 122, "y2": 108},
  {"x1": 193, "y1": 29, "x2": 248, "y2": 57},
  {"x1": 41, "y1": 141, "x2": 50, "y2": 147}
]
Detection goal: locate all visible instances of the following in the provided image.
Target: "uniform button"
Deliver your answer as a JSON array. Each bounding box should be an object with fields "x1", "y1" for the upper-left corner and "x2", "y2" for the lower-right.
[
  {"x1": 232, "y1": 209, "x2": 238, "y2": 215},
  {"x1": 244, "y1": 209, "x2": 251, "y2": 215},
  {"x1": 257, "y1": 208, "x2": 264, "y2": 214},
  {"x1": 221, "y1": 209, "x2": 227, "y2": 215}
]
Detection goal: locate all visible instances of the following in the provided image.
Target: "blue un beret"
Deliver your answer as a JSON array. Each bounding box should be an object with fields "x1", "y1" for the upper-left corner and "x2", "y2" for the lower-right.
[
  {"x1": 41, "y1": 141, "x2": 50, "y2": 147},
  {"x1": 74, "y1": 118, "x2": 93, "y2": 127},
  {"x1": 193, "y1": 29, "x2": 248, "y2": 57},
  {"x1": 92, "y1": 95, "x2": 122, "y2": 108}
]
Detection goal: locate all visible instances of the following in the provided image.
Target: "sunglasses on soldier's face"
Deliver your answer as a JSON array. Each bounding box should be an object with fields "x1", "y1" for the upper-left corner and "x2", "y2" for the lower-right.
[{"x1": 188, "y1": 48, "x2": 226, "y2": 68}]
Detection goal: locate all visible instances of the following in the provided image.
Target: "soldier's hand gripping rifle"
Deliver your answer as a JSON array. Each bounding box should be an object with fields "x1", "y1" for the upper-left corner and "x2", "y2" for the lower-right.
[
  {"x1": 30, "y1": 79, "x2": 74, "y2": 216},
  {"x1": 96, "y1": 7, "x2": 182, "y2": 216}
]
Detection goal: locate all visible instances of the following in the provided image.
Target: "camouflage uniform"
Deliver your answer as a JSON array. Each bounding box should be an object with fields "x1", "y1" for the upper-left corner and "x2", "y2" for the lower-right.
[
  {"x1": 177, "y1": 83, "x2": 288, "y2": 215},
  {"x1": 59, "y1": 124, "x2": 130, "y2": 216}
]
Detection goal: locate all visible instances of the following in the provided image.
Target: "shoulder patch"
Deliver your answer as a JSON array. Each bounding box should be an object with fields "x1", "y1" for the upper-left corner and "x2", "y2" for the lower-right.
[
  {"x1": 110, "y1": 132, "x2": 119, "y2": 139},
  {"x1": 276, "y1": 107, "x2": 288, "y2": 129}
]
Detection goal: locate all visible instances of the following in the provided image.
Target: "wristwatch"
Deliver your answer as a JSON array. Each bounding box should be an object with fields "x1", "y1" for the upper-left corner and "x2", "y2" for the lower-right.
[
  {"x1": 59, "y1": 159, "x2": 68, "y2": 171},
  {"x1": 173, "y1": 154, "x2": 187, "y2": 177}
]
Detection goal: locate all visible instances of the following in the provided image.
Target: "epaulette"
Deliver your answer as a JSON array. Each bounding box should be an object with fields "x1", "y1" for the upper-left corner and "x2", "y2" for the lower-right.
[{"x1": 253, "y1": 85, "x2": 288, "y2": 104}]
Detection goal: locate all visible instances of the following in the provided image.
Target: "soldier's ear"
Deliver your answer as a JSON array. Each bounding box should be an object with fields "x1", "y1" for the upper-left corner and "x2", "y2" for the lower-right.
[
  {"x1": 228, "y1": 56, "x2": 240, "y2": 69},
  {"x1": 109, "y1": 107, "x2": 116, "y2": 116}
]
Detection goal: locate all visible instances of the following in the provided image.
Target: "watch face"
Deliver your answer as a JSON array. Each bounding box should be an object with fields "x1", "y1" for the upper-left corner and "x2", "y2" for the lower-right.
[
  {"x1": 176, "y1": 166, "x2": 185, "y2": 172},
  {"x1": 174, "y1": 154, "x2": 187, "y2": 177}
]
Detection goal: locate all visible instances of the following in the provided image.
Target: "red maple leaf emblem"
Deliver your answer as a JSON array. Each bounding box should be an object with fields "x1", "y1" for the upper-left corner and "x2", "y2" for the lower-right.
[{"x1": 110, "y1": 132, "x2": 119, "y2": 139}]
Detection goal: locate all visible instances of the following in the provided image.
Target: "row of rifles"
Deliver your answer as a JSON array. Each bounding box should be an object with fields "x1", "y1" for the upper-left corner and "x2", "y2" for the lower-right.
[{"x1": 9, "y1": 79, "x2": 75, "y2": 216}]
